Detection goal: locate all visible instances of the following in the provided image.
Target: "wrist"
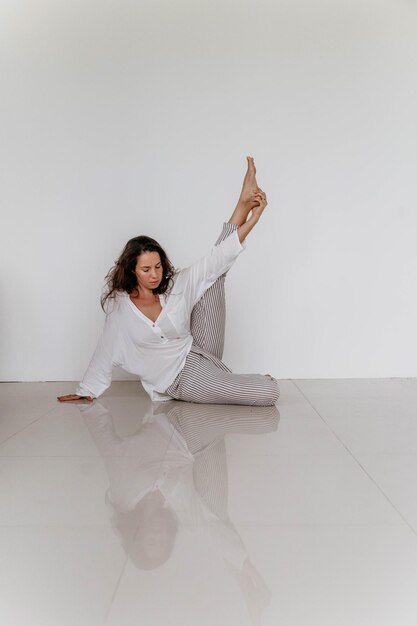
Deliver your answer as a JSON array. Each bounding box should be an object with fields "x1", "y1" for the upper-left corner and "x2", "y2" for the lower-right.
[{"x1": 248, "y1": 213, "x2": 260, "y2": 225}]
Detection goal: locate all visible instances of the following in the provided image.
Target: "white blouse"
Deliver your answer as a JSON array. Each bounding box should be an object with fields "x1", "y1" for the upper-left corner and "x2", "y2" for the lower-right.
[{"x1": 76, "y1": 228, "x2": 245, "y2": 401}]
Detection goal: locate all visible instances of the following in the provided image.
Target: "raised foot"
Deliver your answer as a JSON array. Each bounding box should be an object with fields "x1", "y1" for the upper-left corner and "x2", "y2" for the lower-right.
[{"x1": 229, "y1": 156, "x2": 262, "y2": 226}]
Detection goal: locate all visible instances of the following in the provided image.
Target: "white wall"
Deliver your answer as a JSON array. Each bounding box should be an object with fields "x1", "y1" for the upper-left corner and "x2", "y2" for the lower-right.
[{"x1": 1, "y1": 0, "x2": 416, "y2": 382}]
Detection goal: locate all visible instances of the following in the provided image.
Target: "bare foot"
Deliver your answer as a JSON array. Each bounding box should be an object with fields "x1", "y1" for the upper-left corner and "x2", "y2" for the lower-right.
[
  {"x1": 239, "y1": 156, "x2": 259, "y2": 206},
  {"x1": 229, "y1": 157, "x2": 262, "y2": 226}
]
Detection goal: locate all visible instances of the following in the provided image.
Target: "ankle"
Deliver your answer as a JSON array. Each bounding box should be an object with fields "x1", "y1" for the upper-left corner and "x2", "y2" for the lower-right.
[{"x1": 228, "y1": 201, "x2": 252, "y2": 226}]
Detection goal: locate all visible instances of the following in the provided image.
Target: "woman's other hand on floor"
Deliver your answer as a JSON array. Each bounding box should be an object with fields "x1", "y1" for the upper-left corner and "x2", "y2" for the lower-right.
[{"x1": 57, "y1": 394, "x2": 94, "y2": 403}]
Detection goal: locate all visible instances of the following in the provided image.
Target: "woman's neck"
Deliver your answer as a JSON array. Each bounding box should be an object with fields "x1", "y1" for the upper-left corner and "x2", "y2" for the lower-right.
[{"x1": 132, "y1": 287, "x2": 158, "y2": 302}]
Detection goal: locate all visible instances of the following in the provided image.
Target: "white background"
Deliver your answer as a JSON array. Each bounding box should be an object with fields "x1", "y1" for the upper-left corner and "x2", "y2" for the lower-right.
[{"x1": 1, "y1": 0, "x2": 416, "y2": 382}]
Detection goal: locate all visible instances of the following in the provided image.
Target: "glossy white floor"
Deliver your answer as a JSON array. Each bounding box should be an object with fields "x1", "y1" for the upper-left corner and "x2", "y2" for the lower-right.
[{"x1": 1, "y1": 378, "x2": 417, "y2": 626}]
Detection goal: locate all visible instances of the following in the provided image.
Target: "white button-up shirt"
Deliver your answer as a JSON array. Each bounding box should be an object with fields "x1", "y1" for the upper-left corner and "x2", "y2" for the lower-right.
[{"x1": 76, "y1": 229, "x2": 245, "y2": 401}]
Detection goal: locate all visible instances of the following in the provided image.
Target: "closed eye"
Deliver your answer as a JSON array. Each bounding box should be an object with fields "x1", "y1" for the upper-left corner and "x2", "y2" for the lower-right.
[{"x1": 142, "y1": 264, "x2": 162, "y2": 272}]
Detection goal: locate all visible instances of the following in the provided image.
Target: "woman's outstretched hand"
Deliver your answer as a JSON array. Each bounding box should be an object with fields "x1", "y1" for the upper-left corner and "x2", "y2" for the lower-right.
[
  {"x1": 237, "y1": 188, "x2": 268, "y2": 243},
  {"x1": 57, "y1": 394, "x2": 94, "y2": 403}
]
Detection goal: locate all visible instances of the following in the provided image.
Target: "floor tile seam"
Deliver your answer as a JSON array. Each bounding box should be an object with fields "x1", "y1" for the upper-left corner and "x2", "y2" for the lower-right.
[
  {"x1": 0, "y1": 452, "x2": 110, "y2": 459},
  {"x1": 103, "y1": 556, "x2": 131, "y2": 626},
  {"x1": 2, "y1": 451, "x2": 358, "y2": 459},
  {"x1": 231, "y1": 521, "x2": 410, "y2": 528},
  {"x1": 0, "y1": 521, "x2": 409, "y2": 530},
  {"x1": 1, "y1": 404, "x2": 64, "y2": 416},
  {"x1": 291, "y1": 380, "x2": 417, "y2": 538},
  {"x1": 0, "y1": 455, "x2": 146, "y2": 459},
  {"x1": 290, "y1": 380, "x2": 405, "y2": 458},
  {"x1": 226, "y1": 452, "x2": 351, "y2": 458},
  {"x1": 0, "y1": 456, "x2": 116, "y2": 461},
  {"x1": 102, "y1": 552, "x2": 131, "y2": 624},
  {"x1": 0, "y1": 404, "x2": 61, "y2": 447},
  {"x1": 0, "y1": 524, "x2": 116, "y2": 529},
  {"x1": 349, "y1": 452, "x2": 417, "y2": 458},
  {"x1": 291, "y1": 380, "x2": 359, "y2": 449},
  {"x1": 290, "y1": 377, "x2": 414, "y2": 383}
]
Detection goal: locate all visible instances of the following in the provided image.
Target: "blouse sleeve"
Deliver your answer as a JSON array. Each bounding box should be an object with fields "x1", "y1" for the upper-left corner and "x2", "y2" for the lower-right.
[
  {"x1": 175, "y1": 228, "x2": 245, "y2": 309},
  {"x1": 75, "y1": 309, "x2": 121, "y2": 398}
]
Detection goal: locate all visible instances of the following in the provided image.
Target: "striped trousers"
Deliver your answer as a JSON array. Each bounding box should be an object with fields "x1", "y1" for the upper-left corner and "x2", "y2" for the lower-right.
[{"x1": 165, "y1": 223, "x2": 280, "y2": 406}]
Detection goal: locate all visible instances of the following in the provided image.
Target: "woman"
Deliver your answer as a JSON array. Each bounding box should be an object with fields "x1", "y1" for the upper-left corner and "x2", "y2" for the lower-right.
[{"x1": 58, "y1": 157, "x2": 279, "y2": 406}]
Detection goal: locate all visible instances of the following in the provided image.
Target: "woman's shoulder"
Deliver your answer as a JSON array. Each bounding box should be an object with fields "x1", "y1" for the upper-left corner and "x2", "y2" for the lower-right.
[
  {"x1": 103, "y1": 290, "x2": 128, "y2": 314},
  {"x1": 165, "y1": 271, "x2": 184, "y2": 295}
]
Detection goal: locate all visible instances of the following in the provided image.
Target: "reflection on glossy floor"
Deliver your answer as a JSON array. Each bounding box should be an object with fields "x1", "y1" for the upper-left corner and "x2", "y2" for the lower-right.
[{"x1": 1, "y1": 379, "x2": 417, "y2": 626}]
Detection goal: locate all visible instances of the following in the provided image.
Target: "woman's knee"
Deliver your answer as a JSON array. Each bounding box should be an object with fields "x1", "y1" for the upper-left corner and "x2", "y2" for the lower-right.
[{"x1": 253, "y1": 377, "x2": 280, "y2": 406}]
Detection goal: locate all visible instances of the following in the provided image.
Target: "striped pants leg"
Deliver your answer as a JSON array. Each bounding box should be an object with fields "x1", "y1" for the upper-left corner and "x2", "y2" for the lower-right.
[
  {"x1": 189, "y1": 221, "x2": 236, "y2": 360},
  {"x1": 165, "y1": 224, "x2": 280, "y2": 406}
]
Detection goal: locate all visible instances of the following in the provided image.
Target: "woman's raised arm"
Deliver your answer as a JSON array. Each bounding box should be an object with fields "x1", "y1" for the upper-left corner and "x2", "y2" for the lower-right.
[{"x1": 237, "y1": 189, "x2": 268, "y2": 243}]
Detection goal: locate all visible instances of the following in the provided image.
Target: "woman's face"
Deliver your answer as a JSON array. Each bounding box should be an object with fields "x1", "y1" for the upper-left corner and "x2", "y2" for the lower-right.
[{"x1": 134, "y1": 251, "x2": 163, "y2": 292}]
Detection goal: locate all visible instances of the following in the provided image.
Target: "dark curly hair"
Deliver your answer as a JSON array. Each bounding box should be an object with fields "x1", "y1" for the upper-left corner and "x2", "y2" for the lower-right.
[{"x1": 101, "y1": 236, "x2": 175, "y2": 310}]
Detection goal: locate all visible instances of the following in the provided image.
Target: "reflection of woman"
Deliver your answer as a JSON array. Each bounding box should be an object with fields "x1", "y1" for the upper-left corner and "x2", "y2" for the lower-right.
[
  {"x1": 81, "y1": 399, "x2": 278, "y2": 622},
  {"x1": 58, "y1": 157, "x2": 279, "y2": 406},
  {"x1": 81, "y1": 400, "x2": 190, "y2": 569}
]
